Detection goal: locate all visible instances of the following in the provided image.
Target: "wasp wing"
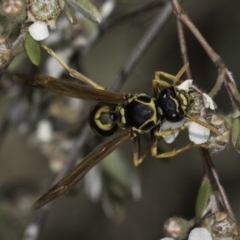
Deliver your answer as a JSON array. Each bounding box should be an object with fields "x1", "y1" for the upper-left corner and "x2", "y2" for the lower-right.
[
  {"x1": 14, "y1": 74, "x2": 127, "y2": 105},
  {"x1": 32, "y1": 129, "x2": 133, "y2": 210}
]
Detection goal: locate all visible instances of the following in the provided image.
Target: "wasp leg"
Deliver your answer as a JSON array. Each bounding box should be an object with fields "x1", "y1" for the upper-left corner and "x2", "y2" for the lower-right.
[
  {"x1": 150, "y1": 133, "x2": 209, "y2": 158},
  {"x1": 152, "y1": 79, "x2": 171, "y2": 96},
  {"x1": 152, "y1": 76, "x2": 180, "y2": 97},
  {"x1": 152, "y1": 78, "x2": 171, "y2": 90},
  {"x1": 153, "y1": 114, "x2": 221, "y2": 137},
  {"x1": 184, "y1": 112, "x2": 222, "y2": 136},
  {"x1": 153, "y1": 125, "x2": 187, "y2": 137},
  {"x1": 153, "y1": 62, "x2": 189, "y2": 86},
  {"x1": 40, "y1": 43, "x2": 105, "y2": 90},
  {"x1": 153, "y1": 143, "x2": 209, "y2": 158},
  {"x1": 154, "y1": 72, "x2": 178, "y2": 84},
  {"x1": 133, "y1": 135, "x2": 151, "y2": 167},
  {"x1": 175, "y1": 62, "x2": 189, "y2": 82}
]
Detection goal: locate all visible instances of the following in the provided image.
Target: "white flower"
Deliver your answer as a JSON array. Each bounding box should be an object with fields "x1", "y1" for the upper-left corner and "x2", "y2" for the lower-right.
[
  {"x1": 36, "y1": 119, "x2": 52, "y2": 142},
  {"x1": 188, "y1": 228, "x2": 212, "y2": 240},
  {"x1": 161, "y1": 120, "x2": 185, "y2": 143},
  {"x1": 84, "y1": 165, "x2": 102, "y2": 202},
  {"x1": 161, "y1": 117, "x2": 210, "y2": 145},
  {"x1": 177, "y1": 79, "x2": 193, "y2": 91},
  {"x1": 160, "y1": 238, "x2": 175, "y2": 240},
  {"x1": 177, "y1": 80, "x2": 215, "y2": 111},
  {"x1": 202, "y1": 93, "x2": 215, "y2": 110},
  {"x1": 160, "y1": 228, "x2": 212, "y2": 240},
  {"x1": 100, "y1": 0, "x2": 115, "y2": 20},
  {"x1": 29, "y1": 21, "x2": 49, "y2": 41},
  {"x1": 188, "y1": 117, "x2": 210, "y2": 144}
]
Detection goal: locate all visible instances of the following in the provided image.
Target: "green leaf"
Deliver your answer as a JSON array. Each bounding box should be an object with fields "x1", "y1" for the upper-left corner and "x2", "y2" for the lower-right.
[
  {"x1": 63, "y1": 2, "x2": 78, "y2": 24},
  {"x1": 24, "y1": 33, "x2": 41, "y2": 66},
  {"x1": 195, "y1": 176, "x2": 211, "y2": 217},
  {"x1": 100, "y1": 151, "x2": 140, "y2": 220},
  {"x1": 66, "y1": 0, "x2": 101, "y2": 23},
  {"x1": 102, "y1": 185, "x2": 126, "y2": 220},
  {"x1": 102, "y1": 151, "x2": 133, "y2": 191}
]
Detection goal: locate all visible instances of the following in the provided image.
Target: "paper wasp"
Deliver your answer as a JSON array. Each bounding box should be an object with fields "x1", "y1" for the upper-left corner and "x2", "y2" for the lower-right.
[{"x1": 14, "y1": 62, "x2": 222, "y2": 210}]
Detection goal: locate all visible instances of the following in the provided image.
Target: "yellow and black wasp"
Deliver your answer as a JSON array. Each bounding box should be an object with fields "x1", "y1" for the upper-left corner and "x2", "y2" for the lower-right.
[{"x1": 14, "y1": 63, "x2": 222, "y2": 210}]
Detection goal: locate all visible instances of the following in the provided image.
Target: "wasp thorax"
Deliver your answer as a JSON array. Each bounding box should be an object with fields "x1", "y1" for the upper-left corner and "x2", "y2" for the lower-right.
[
  {"x1": 118, "y1": 94, "x2": 159, "y2": 133},
  {"x1": 27, "y1": 0, "x2": 64, "y2": 29}
]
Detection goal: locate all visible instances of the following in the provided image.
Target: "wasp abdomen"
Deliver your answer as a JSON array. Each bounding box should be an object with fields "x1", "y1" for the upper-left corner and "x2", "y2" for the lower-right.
[
  {"x1": 120, "y1": 94, "x2": 159, "y2": 132},
  {"x1": 89, "y1": 104, "x2": 118, "y2": 137}
]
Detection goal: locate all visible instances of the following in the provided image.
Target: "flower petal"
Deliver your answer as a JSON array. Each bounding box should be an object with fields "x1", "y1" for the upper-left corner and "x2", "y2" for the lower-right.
[
  {"x1": 188, "y1": 118, "x2": 210, "y2": 144},
  {"x1": 177, "y1": 79, "x2": 193, "y2": 91},
  {"x1": 161, "y1": 120, "x2": 185, "y2": 143},
  {"x1": 100, "y1": 0, "x2": 115, "y2": 20},
  {"x1": 202, "y1": 93, "x2": 215, "y2": 110},
  {"x1": 36, "y1": 119, "x2": 52, "y2": 142},
  {"x1": 29, "y1": 21, "x2": 49, "y2": 41},
  {"x1": 160, "y1": 238, "x2": 175, "y2": 240},
  {"x1": 188, "y1": 228, "x2": 212, "y2": 240},
  {"x1": 84, "y1": 165, "x2": 102, "y2": 202}
]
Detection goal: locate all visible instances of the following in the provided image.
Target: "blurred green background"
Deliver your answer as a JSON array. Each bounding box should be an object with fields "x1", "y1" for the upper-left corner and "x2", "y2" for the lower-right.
[{"x1": 1, "y1": 0, "x2": 240, "y2": 239}]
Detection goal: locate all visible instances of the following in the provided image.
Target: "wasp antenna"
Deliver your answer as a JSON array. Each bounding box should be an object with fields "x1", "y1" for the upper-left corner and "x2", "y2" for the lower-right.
[
  {"x1": 185, "y1": 113, "x2": 222, "y2": 136},
  {"x1": 174, "y1": 62, "x2": 190, "y2": 85},
  {"x1": 40, "y1": 43, "x2": 104, "y2": 90}
]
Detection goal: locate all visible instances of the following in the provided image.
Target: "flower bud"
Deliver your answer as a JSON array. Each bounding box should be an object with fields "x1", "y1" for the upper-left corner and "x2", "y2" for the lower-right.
[
  {"x1": 0, "y1": 0, "x2": 26, "y2": 23},
  {"x1": 26, "y1": 0, "x2": 64, "y2": 29},
  {"x1": 163, "y1": 217, "x2": 193, "y2": 239},
  {"x1": 202, "y1": 212, "x2": 238, "y2": 239}
]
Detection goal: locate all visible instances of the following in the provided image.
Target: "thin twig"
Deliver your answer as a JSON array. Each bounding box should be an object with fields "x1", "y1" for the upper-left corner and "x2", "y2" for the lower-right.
[
  {"x1": 40, "y1": 43, "x2": 105, "y2": 90},
  {"x1": 173, "y1": 7, "x2": 226, "y2": 216},
  {"x1": 176, "y1": 19, "x2": 192, "y2": 79},
  {"x1": 0, "y1": 34, "x2": 25, "y2": 79},
  {"x1": 200, "y1": 149, "x2": 235, "y2": 220},
  {"x1": 170, "y1": 0, "x2": 227, "y2": 98},
  {"x1": 110, "y1": 1, "x2": 176, "y2": 91},
  {"x1": 171, "y1": 0, "x2": 235, "y2": 219},
  {"x1": 99, "y1": 0, "x2": 166, "y2": 34},
  {"x1": 170, "y1": 0, "x2": 224, "y2": 69}
]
